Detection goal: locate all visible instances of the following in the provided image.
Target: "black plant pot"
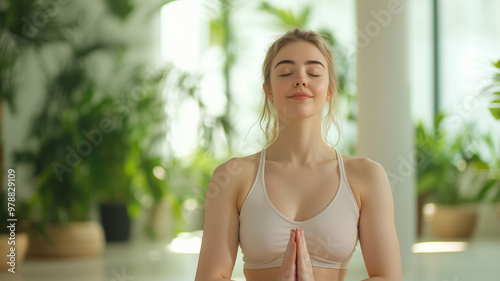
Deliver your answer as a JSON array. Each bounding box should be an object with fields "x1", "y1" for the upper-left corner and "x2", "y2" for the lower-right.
[{"x1": 99, "y1": 204, "x2": 131, "y2": 242}]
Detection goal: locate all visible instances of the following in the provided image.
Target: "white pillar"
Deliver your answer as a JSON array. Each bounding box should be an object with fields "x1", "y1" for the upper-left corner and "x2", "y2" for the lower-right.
[{"x1": 355, "y1": 0, "x2": 415, "y2": 271}]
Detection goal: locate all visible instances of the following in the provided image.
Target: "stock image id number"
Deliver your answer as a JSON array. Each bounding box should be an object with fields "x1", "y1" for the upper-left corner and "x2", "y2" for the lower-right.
[{"x1": 7, "y1": 169, "x2": 16, "y2": 216}]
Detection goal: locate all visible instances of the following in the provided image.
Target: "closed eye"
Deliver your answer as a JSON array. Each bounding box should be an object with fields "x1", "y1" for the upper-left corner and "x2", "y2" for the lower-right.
[{"x1": 280, "y1": 73, "x2": 320, "y2": 77}]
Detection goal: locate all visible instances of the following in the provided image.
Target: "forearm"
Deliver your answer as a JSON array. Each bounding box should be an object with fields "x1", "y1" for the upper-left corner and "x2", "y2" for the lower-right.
[
  {"x1": 195, "y1": 274, "x2": 239, "y2": 281},
  {"x1": 195, "y1": 277, "x2": 236, "y2": 281},
  {"x1": 361, "y1": 277, "x2": 401, "y2": 281},
  {"x1": 194, "y1": 271, "x2": 236, "y2": 281}
]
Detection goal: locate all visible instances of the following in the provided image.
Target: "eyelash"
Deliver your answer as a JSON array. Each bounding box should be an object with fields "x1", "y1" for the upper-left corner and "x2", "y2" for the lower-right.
[{"x1": 279, "y1": 73, "x2": 320, "y2": 77}]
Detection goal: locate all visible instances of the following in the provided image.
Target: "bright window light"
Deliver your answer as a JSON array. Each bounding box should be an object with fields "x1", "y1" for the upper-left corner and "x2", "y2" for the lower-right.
[
  {"x1": 160, "y1": 0, "x2": 202, "y2": 71},
  {"x1": 412, "y1": 241, "x2": 467, "y2": 253},
  {"x1": 160, "y1": 0, "x2": 206, "y2": 158},
  {"x1": 167, "y1": 231, "x2": 203, "y2": 254}
]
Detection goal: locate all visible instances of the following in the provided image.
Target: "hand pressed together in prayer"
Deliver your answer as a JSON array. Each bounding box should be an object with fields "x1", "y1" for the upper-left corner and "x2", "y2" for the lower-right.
[{"x1": 277, "y1": 228, "x2": 315, "y2": 281}]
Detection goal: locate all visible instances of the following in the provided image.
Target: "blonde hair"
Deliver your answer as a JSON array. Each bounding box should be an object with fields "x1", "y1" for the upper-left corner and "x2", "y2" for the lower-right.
[{"x1": 257, "y1": 28, "x2": 341, "y2": 148}]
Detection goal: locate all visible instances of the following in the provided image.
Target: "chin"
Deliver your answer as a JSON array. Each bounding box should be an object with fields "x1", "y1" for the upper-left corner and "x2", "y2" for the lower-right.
[{"x1": 277, "y1": 110, "x2": 322, "y2": 121}]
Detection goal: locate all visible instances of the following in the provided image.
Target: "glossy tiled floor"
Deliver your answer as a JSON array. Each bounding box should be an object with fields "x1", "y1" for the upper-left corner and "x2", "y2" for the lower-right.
[{"x1": 1, "y1": 236, "x2": 499, "y2": 281}]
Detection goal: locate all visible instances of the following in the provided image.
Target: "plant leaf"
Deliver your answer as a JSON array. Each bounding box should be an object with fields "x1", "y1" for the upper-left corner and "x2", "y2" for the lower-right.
[
  {"x1": 493, "y1": 60, "x2": 500, "y2": 69},
  {"x1": 489, "y1": 99, "x2": 500, "y2": 120}
]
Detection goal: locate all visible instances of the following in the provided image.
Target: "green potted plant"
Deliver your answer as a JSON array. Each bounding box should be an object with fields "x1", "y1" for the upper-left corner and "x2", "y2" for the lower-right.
[
  {"x1": 0, "y1": 0, "x2": 70, "y2": 229},
  {"x1": 10, "y1": 4, "x2": 131, "y2": 255},
  {"x1": 78, "y1": 65, "x2": 172, "y2": 242},
  {"x1": 14, "y1": 57, "x2": 176, "y2": 246},
  {"x1": 4, "y1": 0, "x2": 205, "y2": 252},
  {"x1": 13, "y1": 62, "x2": 109, "y2": 257},
  {"x1": 9, "y1": 0, "x2": 188, "y2": 250},
  {"x1": 70, "y1": 86, "x2": 135, "y2": 243},
  {"x1": 416, "y1": 114, "x2": 489, "y2": 239}
]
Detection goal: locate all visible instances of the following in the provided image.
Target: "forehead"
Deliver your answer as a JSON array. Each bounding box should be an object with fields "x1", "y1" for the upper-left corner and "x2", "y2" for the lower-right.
[{"x1": 272, "y1": 41, "x2": 327, "y2": 67}]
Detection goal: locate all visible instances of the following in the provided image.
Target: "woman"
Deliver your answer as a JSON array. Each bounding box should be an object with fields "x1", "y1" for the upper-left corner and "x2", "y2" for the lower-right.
[{"x1": 194, "y1": 28, "x2": 402, "y2": 281}]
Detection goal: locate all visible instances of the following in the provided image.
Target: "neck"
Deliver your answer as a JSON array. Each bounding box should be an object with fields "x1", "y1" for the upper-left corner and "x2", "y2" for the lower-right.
[{"x1": 266, "y1": 114, "x2": 336, "y2": 166}]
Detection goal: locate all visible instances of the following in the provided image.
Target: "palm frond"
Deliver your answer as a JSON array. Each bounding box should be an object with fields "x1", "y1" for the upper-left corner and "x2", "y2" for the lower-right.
[{"x1": 258, "y1": 1, "x2": 311, "y2": 30}]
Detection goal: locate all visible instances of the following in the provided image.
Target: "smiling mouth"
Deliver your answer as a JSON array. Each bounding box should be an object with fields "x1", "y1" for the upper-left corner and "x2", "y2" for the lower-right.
[{"x1": 288, "y1": 92, "x2": 313, "y2": 100}]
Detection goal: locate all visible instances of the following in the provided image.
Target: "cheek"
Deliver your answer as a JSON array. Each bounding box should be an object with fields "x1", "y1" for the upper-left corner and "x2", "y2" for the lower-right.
[
  {"x1": 314, "y1": 79, "x2": 330, "y2": 95},
  {"x1": 270, "y1": 80, "x2": 288, "y2": 95}
]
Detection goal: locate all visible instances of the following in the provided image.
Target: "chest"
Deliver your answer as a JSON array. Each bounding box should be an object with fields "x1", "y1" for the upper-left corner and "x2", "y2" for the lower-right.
[{"x1": 263, "y1": 160, "x2": 340, "y2": 222}]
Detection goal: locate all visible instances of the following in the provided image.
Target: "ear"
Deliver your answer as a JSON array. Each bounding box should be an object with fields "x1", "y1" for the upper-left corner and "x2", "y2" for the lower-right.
[
  {"x1": 263, "y1": 83, "x2": 273, "y2": 101},
  {"x1": 326, "y1": 87, "x2": 333, "y2": 102}
]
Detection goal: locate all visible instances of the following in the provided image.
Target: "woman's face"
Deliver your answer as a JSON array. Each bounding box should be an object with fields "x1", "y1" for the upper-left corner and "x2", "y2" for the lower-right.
[{"x1": 264, "y1": 41, "x2": 331, "y2": 120}]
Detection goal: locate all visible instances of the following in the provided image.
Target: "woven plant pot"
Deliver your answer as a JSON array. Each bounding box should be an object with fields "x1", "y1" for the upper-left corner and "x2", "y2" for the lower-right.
[
  {"x1": 28, "y1": 221, "x2": 105, "y2": 257},
  {"x1": 430, "y1": 204, "x2": 478, "y2": 240}
]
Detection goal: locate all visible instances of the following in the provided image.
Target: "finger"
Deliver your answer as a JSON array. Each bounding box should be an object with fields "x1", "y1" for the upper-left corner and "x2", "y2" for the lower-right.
[
  {"x1": 296, "y1": 229, "x2": 306, "y2": 260},
  {"x1": 289, "y1": 229, "x2": 296, "y2": 249},
  {"x1": 299, "y1": 229, "x2": 312, "y2": 263},
  {"x1": 292, "y1": 241, "x2": 297, "y2": 278},
  {"x1": 284, "y1": 229, "x2": 295, "y2": 259},
  {"x1": 290, "y1": 230, "x2": 297, "y2": 275},
  {"x1": 279, "y1": 229, "x2": 297, "y2": 281},
  {"x1": 291, "y1": 230, "x2": 297, "y2": 266},
  {"x1": 296, "y1": 229, "x2": 313, "y2": 279}
]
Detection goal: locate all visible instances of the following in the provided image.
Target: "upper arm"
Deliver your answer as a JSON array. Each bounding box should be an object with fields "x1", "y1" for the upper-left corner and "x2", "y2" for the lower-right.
[
  {"x1": 357, "y1": 160, "x2": 402, "y2": 281},
  {"x1": 194, "y1": 158, "x2": 242, "y2": 281}
]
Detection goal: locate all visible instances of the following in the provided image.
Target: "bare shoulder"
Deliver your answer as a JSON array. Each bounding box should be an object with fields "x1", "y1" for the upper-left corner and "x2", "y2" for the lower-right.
[
  {"x1": 341, "y1": 154, "x2": 386, "y2": 178},
  {"x1": 340, "y1": 154, "x2": 390, "y2": 210},
  {"x1": 208, "y1": 151, "x2": 262, "y2": 209},
  {"x1": 215, "y1": 151, "x2": 260, "y2": 178}
]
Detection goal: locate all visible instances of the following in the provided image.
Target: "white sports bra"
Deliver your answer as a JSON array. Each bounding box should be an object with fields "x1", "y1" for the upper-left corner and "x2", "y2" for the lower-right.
[{"x1": 239, "y1": 148, "x2": 360, "y2": 269}]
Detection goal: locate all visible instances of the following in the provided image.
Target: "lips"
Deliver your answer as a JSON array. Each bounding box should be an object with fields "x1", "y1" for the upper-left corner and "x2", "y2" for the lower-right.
[{"x1": 288, "y1": 92, "x2": 313, "y2": 100}]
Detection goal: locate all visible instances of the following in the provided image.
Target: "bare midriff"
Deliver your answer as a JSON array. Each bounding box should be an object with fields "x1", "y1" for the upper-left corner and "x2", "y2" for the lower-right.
[{"x1": 243, "y1": 267, "x2": 348, "y2": 281}]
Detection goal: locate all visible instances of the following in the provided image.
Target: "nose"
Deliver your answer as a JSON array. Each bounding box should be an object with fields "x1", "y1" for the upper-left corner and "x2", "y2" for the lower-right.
[{"x1": 294, "y1": 78, "x2": 307, "y2": 88}]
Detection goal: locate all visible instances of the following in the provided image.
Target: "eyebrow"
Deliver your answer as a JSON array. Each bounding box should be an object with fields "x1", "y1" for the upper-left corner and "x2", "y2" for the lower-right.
[{"x1": 274, "y1": 59, "x2": 325, "y2": 69}]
